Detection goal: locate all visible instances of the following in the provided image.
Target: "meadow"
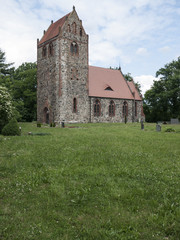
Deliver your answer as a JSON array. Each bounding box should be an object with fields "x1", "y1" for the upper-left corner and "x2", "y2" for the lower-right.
[{"x1": 0, "y1": 122, "x2": 180, "y2": 240}]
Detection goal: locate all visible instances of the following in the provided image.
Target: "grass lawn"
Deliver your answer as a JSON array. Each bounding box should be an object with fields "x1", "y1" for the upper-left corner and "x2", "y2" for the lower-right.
[{"x1": 0, "y1": 122, "x2": 180, "y2": 240}]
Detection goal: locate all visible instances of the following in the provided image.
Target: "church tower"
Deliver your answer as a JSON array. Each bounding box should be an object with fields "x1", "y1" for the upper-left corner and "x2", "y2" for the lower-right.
[{"x1": 37, "y1": 6, "x2": 89, "y2": 123}]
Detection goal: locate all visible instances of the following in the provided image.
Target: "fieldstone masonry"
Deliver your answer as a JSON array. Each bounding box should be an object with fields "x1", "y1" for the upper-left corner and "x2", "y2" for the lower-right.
[{"x1": 37, "y1": 7, "x2": 145, "y2": 124}]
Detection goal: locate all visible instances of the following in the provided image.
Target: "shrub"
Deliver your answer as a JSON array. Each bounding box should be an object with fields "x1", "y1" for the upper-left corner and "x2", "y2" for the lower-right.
[
  {"x1": 37, "y1": 122, "x2": 41, "y2": 127},
  {"x1": 0, "y1": 86, "x2": 13, "y2": 133},
  {"x1": 2, "y1": 118, "x2": 21, "y2": 136},
  {"x1": 165, "y1": 128, "x2": 175, "y2": 133}
]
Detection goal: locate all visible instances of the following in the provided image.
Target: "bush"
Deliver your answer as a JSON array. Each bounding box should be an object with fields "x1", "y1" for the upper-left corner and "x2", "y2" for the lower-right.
[
  {"x1": 37, "y1": 122, "x2": 41, "y2": 127},
  {"x1": 2, "y1": 118, "x2": 21, "y2": 136},
  {"x1": 0, "y1": 86, "x2": 13, "y2": 133},
  {"x1": 165, "y1": 128, "x2": 175, "y2": 133}
]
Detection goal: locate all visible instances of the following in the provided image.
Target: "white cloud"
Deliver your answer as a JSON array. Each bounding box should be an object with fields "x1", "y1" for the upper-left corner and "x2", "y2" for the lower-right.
[
  {"x1": 134, "y1": 75, "x2": 160, "y2": 95},
  {"x1": 136, "y1": 48, "x2": 148, "y2": 55},
  {"x1": 159, "y1": 46, "x2": 171, "y2": 53},
  {"x1": 0, "y1": 0, "x2": 179, "y2": 75}
]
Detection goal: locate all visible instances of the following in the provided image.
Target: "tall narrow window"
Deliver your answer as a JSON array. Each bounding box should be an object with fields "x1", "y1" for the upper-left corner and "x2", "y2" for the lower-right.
[
  {"x1": 94, "y1": 99, "x2": 101, "y2": 116},
  {"x1": 73, "y1": 98, "x2": 77, "y2": 113},
  {"x1": 109, "y1": 100, "x2": 115, "y2": 117},
  {"x1": 80, "y1": 28, "x2": 82, "y2": 37},
  {"x1": 72, "y1": 22, "x2": 76, "y2": 34},
  {"x1": 68, "y1": 24, "x2": 71, "y2": 32},
  {"x1": 70, "y1": 42, "x2": 78, "y2": 56},
  {"x1": 135, "y1": 102, "x2": 137, "y2": 117},
  {"x1": 42, "y1": 46, "x2": 46, "y2": 57},
  {"x1": 123, "y1": 101, "x2": 128, "y2": 117},
  {"x1": 49, "y1": 43, "x2": 53, "y2": 56}
]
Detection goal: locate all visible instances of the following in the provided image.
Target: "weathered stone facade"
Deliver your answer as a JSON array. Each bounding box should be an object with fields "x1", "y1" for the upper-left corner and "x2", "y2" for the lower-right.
[{"x1": 37, "y1": 7, "x2": 145, "y2": 124}]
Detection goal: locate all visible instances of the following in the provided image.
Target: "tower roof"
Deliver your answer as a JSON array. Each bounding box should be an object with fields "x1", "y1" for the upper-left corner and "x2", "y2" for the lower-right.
[{"x1": 38, "y1": 12, "x2": 70, "y2": 45}]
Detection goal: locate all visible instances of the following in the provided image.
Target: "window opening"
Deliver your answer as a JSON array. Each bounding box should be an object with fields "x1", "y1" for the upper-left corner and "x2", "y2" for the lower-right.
[
  {"x1": 109, "y1": 100, "x2": 115, "y2": 117},
  {"x1": 94, "y1": 99, "x2": 101, "y2": 116},
  {"x1": 73, "y1": 98, "x2": 77, "y2": 113},
  {"x1": 123, "y1": 101, "x2": 128, "y2": 117}
]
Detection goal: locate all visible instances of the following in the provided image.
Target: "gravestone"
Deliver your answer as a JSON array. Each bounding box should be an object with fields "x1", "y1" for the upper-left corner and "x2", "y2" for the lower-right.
[
  {"x1": 156, "y1": 124, "x2": 161, "y2": 132},
  {"x1": 141, "y1": 120, "x2": 144, "y2": 130},
  {"x1": 171, "y1": 118, "x2": 179, "y2": 124}
]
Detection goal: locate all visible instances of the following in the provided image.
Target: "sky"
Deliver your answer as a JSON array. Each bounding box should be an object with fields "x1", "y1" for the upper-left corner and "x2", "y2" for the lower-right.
[{"x1": 0, "y1": 0, "x2": 180, "y2": 94}]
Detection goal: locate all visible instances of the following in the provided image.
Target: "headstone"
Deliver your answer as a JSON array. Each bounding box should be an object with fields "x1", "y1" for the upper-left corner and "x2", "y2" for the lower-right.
[
  {"x1": 61, "y1": 121, "x2": 65, "y2": 128},
  {"x1": 141, "y1": 119, "x2": 144, "y2": 130},
  {"x1": 156, "y1": 124, "x2": 161, "y2": 132},
  {"x1": 171, "y1": 118, "x2": 179, "y2": 124}
]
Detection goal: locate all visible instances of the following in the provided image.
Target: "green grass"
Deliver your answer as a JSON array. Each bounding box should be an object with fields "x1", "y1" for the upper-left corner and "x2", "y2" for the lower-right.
[{"x1": 0, "y1": 122, "x2": 180, "y2": 240}]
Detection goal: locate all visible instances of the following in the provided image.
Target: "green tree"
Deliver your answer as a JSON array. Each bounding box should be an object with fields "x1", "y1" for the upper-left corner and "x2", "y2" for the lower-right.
[
  {"x1": 12, "y1": 62, "x2": 37, "y2": 121},
  {"x1": 0, "y1": 86, "x2": 14, "y2": 133},
  {"x1": 144, "y1": 57, "x2": 180, "y2": 122}
]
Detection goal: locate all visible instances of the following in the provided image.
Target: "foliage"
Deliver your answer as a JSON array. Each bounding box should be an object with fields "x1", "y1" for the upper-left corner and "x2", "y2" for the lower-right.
[
  {"x1": 0, "y1": 86, "x2": 14, "y2": 133},
  {"x1": 37, "y1": 122, "x2": 42, "y2": 127},
  {"x1": 1, "y1": 122, "x2": 180, "y2": 239},
  {"x1": 0, "y1": 48, "x2": 14, "y2": 76},
  {"x1": 12, "y1": 62, "x2": 37, "y2": 122},
  {"x1": 124, "y1": 72, "x2": 133, "y2": 82},
  {"x1": 2, "y1": 118, "x2": 21, "y2": 136},
  {"x1": 165, "y1": 128, "x2": 175, "y2": 132},
  {"x1": 144, "y1": 57, "x2": 180, "y2": 122}
]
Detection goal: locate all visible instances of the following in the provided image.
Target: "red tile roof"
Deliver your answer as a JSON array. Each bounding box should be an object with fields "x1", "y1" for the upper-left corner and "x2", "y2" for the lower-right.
[
  {"x1": 127, "y1": 81, "x2": 142, "y2": 101},
  {"x1": 39, "y1": 13, "x2": 70, "y2": 45},
  {"x1": 89, "y1": 66, "x2": 141, "y2": 100}
]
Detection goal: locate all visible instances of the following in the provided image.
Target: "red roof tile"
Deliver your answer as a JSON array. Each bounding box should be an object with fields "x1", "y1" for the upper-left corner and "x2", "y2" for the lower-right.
[
  {"x1": 127, "y1": 81, "x2": 142, "y2": 100},
  {"x1": 89, "y1": 66, "x2": 139, "y2": 100},
  {"x1": 39, "y1": 13, "x2": 70, "y2": 45}
]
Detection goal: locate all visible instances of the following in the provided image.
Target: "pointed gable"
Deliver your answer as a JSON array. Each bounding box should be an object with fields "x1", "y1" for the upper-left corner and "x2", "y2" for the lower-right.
[
  {"x1": 38, "y1": 13, "x2": 71, "y2": 45},
  {"x1": 89, "y1": 66, "x2": 135, "y2": 99}
]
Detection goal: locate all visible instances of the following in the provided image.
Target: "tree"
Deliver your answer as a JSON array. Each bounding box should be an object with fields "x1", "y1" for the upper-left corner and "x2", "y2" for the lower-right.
[
  {"x1": 0, "y1": 86, "x2": 13, "y2": 133},
  {"x1": 12, "y1": 62, "x2": 37, "y2": 121},
  {"x1": 144, "y1": 57, "x2": 180, "y2": 122}
]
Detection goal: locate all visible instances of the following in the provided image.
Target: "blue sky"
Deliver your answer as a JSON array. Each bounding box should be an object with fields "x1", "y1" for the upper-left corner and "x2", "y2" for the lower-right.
[{"x1": 0, "y1": 0, "x2": 180, "y2": 94}]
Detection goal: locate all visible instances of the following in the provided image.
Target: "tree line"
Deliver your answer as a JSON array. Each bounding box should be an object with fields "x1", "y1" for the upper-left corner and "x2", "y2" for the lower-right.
[{"x1": 0, "y1": 48, "x2": 180, "y2": 125}]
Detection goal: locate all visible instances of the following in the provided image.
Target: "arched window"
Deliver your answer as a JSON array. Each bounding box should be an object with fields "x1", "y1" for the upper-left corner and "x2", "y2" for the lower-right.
[
  {"x1": 42, "y1": 46, "x2": 46, "y2": 57},
  {"x1": 109, "y1": 100, "x2": 115, "y2": 117},
  {"x1": 72, "y1": 22, "x2": 76, "y2": 34},
  {"x1": 70, "y1": 42, "x2": 78, "y2": 56},
  {"x1": 73, "y1": 98, "x2": 77, "y2": 113},
  {"x1": 94, "y1": 99, "x2": 101, "y2": 117},
  {"x1": 80, "y1": 28, "x2": 82, "y2": 37},
  {"x1": 44, "y1": 107, "x2": 49, "y2": 124},
  {"x1": 49, "y1": 43, "x2": 53, "y2": 56},
  {"x1": 68, "y1": 24, "x2": 71, "y2": 33},
  {"x1": 135, "y1": 101, "x2": 137, "y2": 117},
  {"x1": 123, "y1": 101, "x2": 128, "y2": 117}
]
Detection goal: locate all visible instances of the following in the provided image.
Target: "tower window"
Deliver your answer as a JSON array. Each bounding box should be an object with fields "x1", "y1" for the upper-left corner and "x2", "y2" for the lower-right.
[
  {"x1": 80, "y1": 28, "x2": 82, "y2": 37},
  {"x1": 49, "y1": 43, "x2": 53, "y2": 56},
  {"x1": 94, "y1": 99, "x2": 101, "y2": 117},
  {"x1": 70, "y1": 42, "x2": 78, "y2": 56},
  {"x1": 72, "y1": 22, "x2": 76, "y2": 34},
  {"x1": 73, "y1": 98, "x2": 77, "y2": 113},
  {"x1": 109, "y1": 100, "x2": 115, "y2": 117},
  {"x1": 42, "y1": 46, "x2": 46, "y2": 57},
  {"x1": 68, "y1": 24, "x2": 71, "y2": 33}
]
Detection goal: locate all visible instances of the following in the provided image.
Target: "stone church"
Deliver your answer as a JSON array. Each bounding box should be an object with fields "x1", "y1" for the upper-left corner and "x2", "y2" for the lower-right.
[{"x1": 37, "y1": 6, "x2": 145, "y2": 124}]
